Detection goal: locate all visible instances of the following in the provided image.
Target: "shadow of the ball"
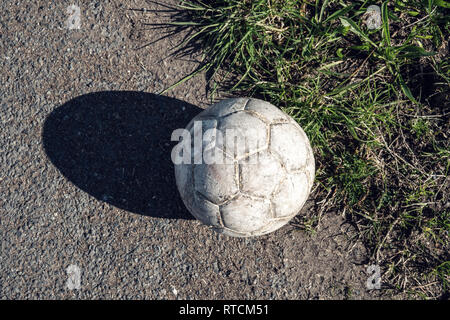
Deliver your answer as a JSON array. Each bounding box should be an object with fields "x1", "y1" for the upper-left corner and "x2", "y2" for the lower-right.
[{"x1": 42, "y1": 91, "x2": 201, "y2": 220}]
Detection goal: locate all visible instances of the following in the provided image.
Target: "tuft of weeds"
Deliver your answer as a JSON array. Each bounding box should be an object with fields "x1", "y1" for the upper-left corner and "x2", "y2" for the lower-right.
[{"x1": 149, "y1": 0, "x2": 450, "y2": 298}]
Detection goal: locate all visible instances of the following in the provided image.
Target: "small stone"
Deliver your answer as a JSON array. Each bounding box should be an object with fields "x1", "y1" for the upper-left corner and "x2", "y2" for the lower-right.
[{"x1": 364, "y1": 5, "x2": 382, "y2": 30}]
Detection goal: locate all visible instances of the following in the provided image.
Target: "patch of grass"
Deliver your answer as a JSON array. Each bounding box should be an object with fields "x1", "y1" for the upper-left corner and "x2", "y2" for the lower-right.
[{"x1": 155, "y1": 0, "x2": 449, "y2": 298}]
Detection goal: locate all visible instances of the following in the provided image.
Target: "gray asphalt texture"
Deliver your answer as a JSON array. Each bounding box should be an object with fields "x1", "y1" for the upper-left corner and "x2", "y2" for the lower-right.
[{"x1": 1, "y1": 0, "x2": 379, "y2": 299}]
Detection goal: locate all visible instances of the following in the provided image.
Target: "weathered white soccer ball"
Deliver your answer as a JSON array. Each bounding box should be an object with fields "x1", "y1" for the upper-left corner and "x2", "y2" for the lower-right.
[{"x1": 174, "y1": 97, "x2": 315, "y2": 237}]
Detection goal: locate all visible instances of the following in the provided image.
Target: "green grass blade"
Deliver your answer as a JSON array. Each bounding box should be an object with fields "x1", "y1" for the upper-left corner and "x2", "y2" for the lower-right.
[
  {"x1": 396, "y1": 45, "x2": 436, "y2": 58},
  {"x1": 324, "y1": 4, "x2": 355, "y2": 23},
  {"x1": 434, "y1": 0, "x2": 450, "y2": 8},
  {"x1": 398, "y1": 74, "x2": 418, "y2": 104},
  {"x1": 318, "y1": 0, "x2": 330, "y2": 23},
  {"x1": 381, "y1": 2, "x2": 391, "y2": 47},
  {"x1": 339, "y1": 17, "x2": 378, "y2": 48}
]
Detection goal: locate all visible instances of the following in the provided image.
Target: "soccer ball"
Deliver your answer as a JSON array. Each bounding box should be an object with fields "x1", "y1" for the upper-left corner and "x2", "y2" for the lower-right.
[{"x1": 174, "y1": 97, "x2": 315, "y2": 237}]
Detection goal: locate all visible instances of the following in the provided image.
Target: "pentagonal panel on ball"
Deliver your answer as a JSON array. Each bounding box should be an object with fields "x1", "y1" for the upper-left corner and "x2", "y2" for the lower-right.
[
  {"x1": 244, "y1": 98, "x2": 290, "y2": 124},
  {"x1": 270, "y1": 123, "x2": 308, "y2": 171},
  {"x1": 220, "y1": 195, "x2": 271, "y2": 233},
  {"x1": 194, "y1": 161, "x2": 238, "y2": 204},
  {"x1": 272, "y1": 172, "x2": 309, "y2": 218},
  {"x1": 288, "y1": 120, "x2": 315, "y2": 183},
  {"x1": 218, "y1": 111, "x2": 268, "y2": 160},
  {"x1": 197, "y1": 98, "x2": 249, "y2": 119},
  {"x1": 240, "y1": 151, "x2": 284, "y2": 198},
  {"x1": 192, "y1": 192, "x2": 222, "y2": 227},
  {"x1": 188, "y1": 118, "x2": 221, "y2": 163}
]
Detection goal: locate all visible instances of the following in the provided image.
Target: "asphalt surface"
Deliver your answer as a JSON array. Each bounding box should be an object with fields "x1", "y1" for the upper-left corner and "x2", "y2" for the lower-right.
[{"x1": 1, "y1": 0, "x2": 379, "y2": 299}]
